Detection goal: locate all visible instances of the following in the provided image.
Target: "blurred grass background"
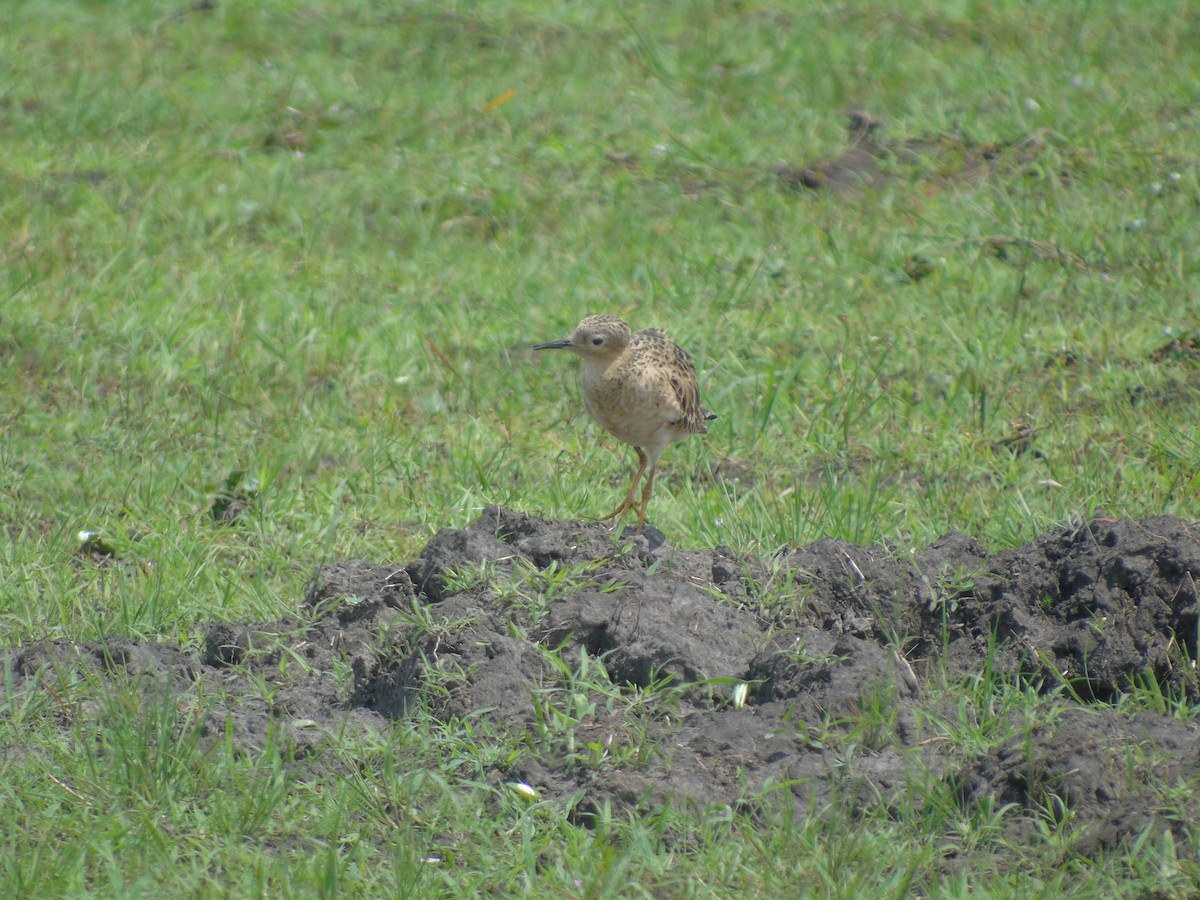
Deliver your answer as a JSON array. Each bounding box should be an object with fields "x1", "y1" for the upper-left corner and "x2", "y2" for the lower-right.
[
  {"x1": 2, "y1": 0, "x2": 1197, "y2": 644},
  {"x1": 3, "y1": 2, "x2": 1200, "y2": 895}
]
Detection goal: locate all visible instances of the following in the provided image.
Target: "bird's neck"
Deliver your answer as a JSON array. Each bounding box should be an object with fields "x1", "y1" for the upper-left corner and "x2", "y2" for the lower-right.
[{"x1": 581, "y1": 355, "x2": 622, "y2": 382}]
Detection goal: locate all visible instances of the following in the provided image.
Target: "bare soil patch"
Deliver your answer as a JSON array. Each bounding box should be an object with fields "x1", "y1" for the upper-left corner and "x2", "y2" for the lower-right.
[
  {"x1": 775, "y1": 110, "x2": 1057, "y2": 194},
  {"x1": 8, "y1": 509, "x2": 1200, "y2": 855}
]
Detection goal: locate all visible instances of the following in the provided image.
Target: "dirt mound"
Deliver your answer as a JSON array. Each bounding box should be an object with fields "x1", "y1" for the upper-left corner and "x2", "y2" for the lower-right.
[
  {"x1": 774, "y1": 110, "x2": 1057, "y2": 195},
  {"x1": 8, "y1": 508, "x2": 1200, "y2": 854}
]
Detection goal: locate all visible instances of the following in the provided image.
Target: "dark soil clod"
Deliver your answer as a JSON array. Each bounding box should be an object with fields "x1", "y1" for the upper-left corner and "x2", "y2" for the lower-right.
[{"x1": 8, "y1": 507, "x2": 1200, "y2": 856}]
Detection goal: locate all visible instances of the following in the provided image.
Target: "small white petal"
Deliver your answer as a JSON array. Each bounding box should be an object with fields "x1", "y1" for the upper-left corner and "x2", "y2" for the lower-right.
[{"x1": 732, "y1": 682, "x2": 749, "y2": 709}]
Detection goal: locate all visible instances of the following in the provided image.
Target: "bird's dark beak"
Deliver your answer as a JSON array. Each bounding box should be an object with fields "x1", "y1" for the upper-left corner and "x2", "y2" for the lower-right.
[{"x1": 532, "y1": 338, "x2": 573, "y2": 351}]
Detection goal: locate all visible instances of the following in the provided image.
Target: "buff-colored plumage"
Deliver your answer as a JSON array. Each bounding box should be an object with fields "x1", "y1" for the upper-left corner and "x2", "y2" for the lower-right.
[{"x1": 534, "y1": 315, "x2": 716, "y2": 534}]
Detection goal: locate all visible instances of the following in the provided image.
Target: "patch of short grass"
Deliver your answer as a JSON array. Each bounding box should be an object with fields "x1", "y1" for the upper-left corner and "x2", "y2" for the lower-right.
[{"x1": 3, "y1": 0, "x2": 1199, "y2": 894}]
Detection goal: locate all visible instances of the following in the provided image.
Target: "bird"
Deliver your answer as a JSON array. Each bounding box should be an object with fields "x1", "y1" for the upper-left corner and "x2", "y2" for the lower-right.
[{"x1": 534, "y1": 314, "x2": 716, "y2": 535}]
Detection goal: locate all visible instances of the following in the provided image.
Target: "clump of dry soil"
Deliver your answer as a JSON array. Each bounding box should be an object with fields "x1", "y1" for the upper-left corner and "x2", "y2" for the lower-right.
[{"x1": 8, "y1": 508, "x2": 1200, "y2": 855}]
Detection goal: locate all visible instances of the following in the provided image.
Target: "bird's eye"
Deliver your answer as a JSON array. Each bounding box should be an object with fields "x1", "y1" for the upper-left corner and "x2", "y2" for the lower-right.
[{"x1": 591, "y1": 337, "x2": 604, "y2": 346}]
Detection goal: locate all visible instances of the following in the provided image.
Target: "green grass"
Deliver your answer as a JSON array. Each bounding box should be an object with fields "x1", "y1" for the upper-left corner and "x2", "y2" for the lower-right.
[{"x1": 2, "y1": 0, "x2": 1199, "y2": 894}]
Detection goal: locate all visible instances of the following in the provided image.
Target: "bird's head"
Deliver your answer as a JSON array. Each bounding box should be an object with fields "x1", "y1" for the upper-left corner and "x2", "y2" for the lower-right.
[{"x1": 533, "y1": 315, "x2": 632, "y2": 360}]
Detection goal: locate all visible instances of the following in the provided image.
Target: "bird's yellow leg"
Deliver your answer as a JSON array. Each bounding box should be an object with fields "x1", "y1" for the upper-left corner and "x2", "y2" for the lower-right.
[
  {"x1": 600, "y1": 447, "x2": 647, "y2": 525},
  {"x1": 633, "y1": 467, "x2": 657, "y2": 535}
]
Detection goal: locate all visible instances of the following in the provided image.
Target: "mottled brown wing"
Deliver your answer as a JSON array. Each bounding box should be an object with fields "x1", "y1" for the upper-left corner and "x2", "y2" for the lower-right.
[{"x1": 636, "y1": 328, "x2": 712, "y2": 434}]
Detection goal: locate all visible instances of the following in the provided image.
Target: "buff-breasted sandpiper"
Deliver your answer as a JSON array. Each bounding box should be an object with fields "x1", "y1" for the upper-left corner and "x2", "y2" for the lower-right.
[{"x1": 534, "y1": 314, "x2": 716, "y2": 535}]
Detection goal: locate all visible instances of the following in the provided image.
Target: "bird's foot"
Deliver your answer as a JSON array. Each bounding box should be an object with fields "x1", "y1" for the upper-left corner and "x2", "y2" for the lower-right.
[{"x1": 599, "y1": 497, "x2": 638, "y2": 526}]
